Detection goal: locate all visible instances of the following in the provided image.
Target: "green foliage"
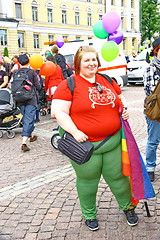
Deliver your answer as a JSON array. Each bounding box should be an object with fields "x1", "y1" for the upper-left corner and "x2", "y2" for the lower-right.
[
  {"x1": 3, "y1": 47, "x2": 9, "y2": 57},
  {"x1": 141, "y1": 0, "x2": 160, "y2": 44}
]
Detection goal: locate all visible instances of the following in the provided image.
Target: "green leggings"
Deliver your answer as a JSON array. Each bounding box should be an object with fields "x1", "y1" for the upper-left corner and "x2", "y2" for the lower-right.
[{"x1": 70, "y1": 130, "x2": 135, "y2": 220}]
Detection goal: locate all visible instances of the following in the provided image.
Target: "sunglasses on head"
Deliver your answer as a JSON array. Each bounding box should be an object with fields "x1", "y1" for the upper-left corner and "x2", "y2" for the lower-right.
[{"x1": 94, "y1": 82, "x2": 103, "y2": 94}]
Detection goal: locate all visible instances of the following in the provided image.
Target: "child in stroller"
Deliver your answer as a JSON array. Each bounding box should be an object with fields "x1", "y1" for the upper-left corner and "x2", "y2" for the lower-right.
[{"x1": 0, "y1": 88, "x2": 23, "y2": 138}]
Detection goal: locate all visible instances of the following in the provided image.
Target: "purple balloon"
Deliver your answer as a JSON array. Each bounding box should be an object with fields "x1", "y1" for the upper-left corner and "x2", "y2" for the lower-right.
[
  {"x1": 56, "y1": 38, "x2": 64, "y2": 48},
  {"x1": 108, "y1": 30, "x2": 123, "y2": 45},
  {"x1": 102, "y1": 11, "x2": 121, "y2": 34}
]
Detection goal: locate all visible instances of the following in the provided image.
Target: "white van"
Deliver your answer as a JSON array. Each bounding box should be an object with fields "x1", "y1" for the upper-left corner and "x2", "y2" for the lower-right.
[{"x1": 41, "y1": 39, "x2": 128, "y2": 87}]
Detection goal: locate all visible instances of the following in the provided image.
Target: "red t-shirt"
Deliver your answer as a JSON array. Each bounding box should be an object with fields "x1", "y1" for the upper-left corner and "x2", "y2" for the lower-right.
[
  {"x1": 44, "y1": 65, "x2": 64, "y2": 91},
  {"x1": 53, "y1": 74, "x2": 122, "y2": 141}
]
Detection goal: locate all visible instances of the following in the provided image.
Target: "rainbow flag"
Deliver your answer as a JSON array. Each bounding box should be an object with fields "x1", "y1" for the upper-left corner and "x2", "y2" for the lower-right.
[{"x1": 121, "y1": 118, "x2": 155, "y2": 202}]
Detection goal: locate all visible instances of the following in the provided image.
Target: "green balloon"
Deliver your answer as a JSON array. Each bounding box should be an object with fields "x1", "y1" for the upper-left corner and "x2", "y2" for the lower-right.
[
  {"x1": 93, "y1": 20, "x2": 109, "y2": 39},
  {"x1": 140, "y1": 46, "x2": 145, "y2": 50},
  {"x1": 101, "y1": 41, "x2": 119, "y2": 62}
]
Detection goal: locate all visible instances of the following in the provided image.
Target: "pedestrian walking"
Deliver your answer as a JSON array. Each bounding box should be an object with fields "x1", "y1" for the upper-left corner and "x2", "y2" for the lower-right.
[
  {"x1": 11, "y1": 54, "x2": 41, "y2": 152},
  {"x1": 143, "y1": 36, "x2": 160, "y2": 182}
]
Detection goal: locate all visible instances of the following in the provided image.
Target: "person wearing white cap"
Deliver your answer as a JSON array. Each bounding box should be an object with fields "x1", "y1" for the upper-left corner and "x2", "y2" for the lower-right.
[
  {"x1": 0, "y1": 56, "x2": 8, "y2": 88},
  {"x1": 143, "y1": 36, "x2": 160, "y2": 182}
]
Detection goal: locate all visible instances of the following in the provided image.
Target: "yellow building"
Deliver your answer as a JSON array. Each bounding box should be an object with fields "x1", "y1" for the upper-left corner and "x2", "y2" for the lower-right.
[{"x1": 0, "y1": 0, "x2": 141, "y2": 57}]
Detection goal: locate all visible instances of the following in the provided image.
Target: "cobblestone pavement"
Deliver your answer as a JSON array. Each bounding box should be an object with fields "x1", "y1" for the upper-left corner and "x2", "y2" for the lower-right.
[{"x1": 0, "y1": 85, "x2": 160, "y2": 240}]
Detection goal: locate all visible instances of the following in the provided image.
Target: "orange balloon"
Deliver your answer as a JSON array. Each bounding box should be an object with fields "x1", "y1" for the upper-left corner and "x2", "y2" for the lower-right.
[
  {"x1": 39, "y1": 62, "x2": 56, "y2": 76},
  {"x1": 29, "y1": 54, "x2": 44, "y2": 70}
]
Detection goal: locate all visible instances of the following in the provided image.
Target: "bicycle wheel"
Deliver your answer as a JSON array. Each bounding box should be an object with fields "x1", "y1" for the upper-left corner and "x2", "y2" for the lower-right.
[{"x1": 51, "y1": 133, "x2": 61, "y2": 150}]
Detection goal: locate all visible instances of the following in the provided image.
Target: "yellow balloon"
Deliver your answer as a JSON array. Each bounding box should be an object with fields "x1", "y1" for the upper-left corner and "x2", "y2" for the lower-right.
[{"x1": 29, "y1": 54, "x2": 44, "y2": 70}]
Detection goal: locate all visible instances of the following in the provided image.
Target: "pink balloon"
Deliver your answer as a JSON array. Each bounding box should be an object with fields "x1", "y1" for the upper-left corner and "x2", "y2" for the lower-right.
[
  {"x1": 108, "y1": 30, "x2": 123, "y2": 45},
  {"x1": 102, "y1": 11, "x2": 121, "y2": 34},
  {"x1": 56, "y1": 38, "x2": 64, "y2": 48}
]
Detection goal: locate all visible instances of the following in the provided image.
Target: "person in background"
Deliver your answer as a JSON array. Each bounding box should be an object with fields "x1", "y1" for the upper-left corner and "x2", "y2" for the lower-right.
[
  {"x1": 14, "y1": 54, "x2": 41, "y2": 152},
  {"x1": 0, "y1": 56, "x2": 8, "y2": 88},
  {"x1": 34, "y1": 69, "x2": 44, "y2": 123},
  {"x1": 44, "y1": 54, "x2": 64, "y2": 101},
  {"x1": 51, "y1": 45, "x2": 68, "y2": 79},
  {"x1": 51, "y1": 46, "x2": 138, "y2": 231},
  {"x1": 11, "y1": 55, "x2": 21, "y2": 74},
  {"x1": 143, "y1": 36, "x2": 160, "y2": 182}
]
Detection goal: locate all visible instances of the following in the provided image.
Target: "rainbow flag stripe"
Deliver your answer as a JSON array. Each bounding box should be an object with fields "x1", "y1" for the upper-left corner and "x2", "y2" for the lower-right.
[{"x1": 121, "y1": 118, "x2": 155, "y2": 201}]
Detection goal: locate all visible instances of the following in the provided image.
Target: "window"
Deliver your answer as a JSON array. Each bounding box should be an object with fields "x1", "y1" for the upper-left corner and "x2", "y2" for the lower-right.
[
  {"x1": 99, "y1": 14, "x2": 103, "y2": 20},
  {"x1": 121, "y1": 16, "x2": 124, "y2": 28},
  {"x1": 47, "y1": 8, "x2": 53, "y2": 23},
  {"x1": 98, "y1": 0, "x2": 102, "y2": 3},
  {"x1": 76, "y1": 36, "x2": 81, "y2": 40},
  {"x1": 111, "y1": 0, "x2": 115, "y2": 5},
  {"x1": 18, "y1": 32, "x2": 24, "y2": 48},
  {"x1": 131, "y1": 0, "x2": 134, "y2": 8},
  {"x1": 87, "y1": 13, "x2": 92, "y2": 26},
  {"x1": 123, "y1": 38, "x2": 126, "y2": 50},
  {"x1": 62, "y1": 10, "x2": 67, "y2": 24},
  {"x1": 63, "y1": 35, "x2": 68, "y2": 40},
  {"x1": 33, "y1": 34, "x2": 39, "y2": 48},
  {"x1": 121, "y1": 0, "x2": 124, "y2": 6},
  {"x1": 131, "y1": 17, "x2": 134, "y2": 30},
  {"x1": 32, "y1": 6, "x2": 38, "y2": 21},
  {"x1": 0, "y1": 29, "x2": 7, "y2": 46},
  {"x1": 15, "y1": 3, "x2": 22, "y2": 19},
  {"x1": 87, "y1": 0, "x2": 91, "y2": 2},
  {"x1": 48, "y1": 35, "x2": 54, "y2": 42},
  {"x1": 75, "y1": 12, "x2": 80, "y2": 25}
]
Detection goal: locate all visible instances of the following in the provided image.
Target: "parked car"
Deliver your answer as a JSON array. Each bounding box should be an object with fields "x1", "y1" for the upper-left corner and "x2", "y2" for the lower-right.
[{"x1": 127, "y1": 48, "x2": 151, "y2": 85}]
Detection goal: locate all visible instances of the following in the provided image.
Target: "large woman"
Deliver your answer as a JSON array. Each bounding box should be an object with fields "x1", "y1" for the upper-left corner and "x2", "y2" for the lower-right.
[
  {"x1": 143, "y1": 37, "x2": 160, "y2": 182},
  {"x1": 51, "y1": 46, "x2": 138, "y2": 230}
]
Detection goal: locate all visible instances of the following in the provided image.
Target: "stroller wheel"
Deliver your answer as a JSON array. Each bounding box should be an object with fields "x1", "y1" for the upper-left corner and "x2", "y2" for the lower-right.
[
  {"x1": 6, "y1": 130, "x2": 15, "y2": 139},
  {"x1": 40, "y1": 110, "x2": 46, "y2": 116},
  {"x1": 0, "y1": 130, "x2": 3, "y2": 138},
  {"x1": 47, "y1": 108, "x2": 51, "y2": 114},
  {"x1": 51, "y1": 133, "x2": 61, "y2": 150}
]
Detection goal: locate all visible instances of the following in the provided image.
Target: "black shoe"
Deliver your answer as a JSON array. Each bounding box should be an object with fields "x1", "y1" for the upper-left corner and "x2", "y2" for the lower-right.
[
  {"x1": 123, "y1": 209, "x2": 138, "y2": 226},
  {"x1": 85, "y1": 219, "x2": 99, "y2": 231},
  {"x1": 147, "y1": 171, "x2": 155, "y2": 182}
]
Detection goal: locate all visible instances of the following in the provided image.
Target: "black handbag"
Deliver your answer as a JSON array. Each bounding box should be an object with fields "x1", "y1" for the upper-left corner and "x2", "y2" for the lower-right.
[{"x1": 58, "y1": 132, "x2": 113, "y2": 165}]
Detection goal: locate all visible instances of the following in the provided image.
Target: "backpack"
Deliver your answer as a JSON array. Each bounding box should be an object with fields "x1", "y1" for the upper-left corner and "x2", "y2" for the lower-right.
[
  {"x1": 67, "y1": 73, "x2": 113, "y2": 95},
  {"x1": 144, "y1": 67, "x2": 160, "y2": 122},
  {"x1": 11, "y1": 68, "x2": 35, "y2": 103}
]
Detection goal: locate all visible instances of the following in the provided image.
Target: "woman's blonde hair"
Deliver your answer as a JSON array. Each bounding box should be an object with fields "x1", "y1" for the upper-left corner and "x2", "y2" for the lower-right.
[{"x1": 74, "y1": 46, "x2": 101, "y2": 74}]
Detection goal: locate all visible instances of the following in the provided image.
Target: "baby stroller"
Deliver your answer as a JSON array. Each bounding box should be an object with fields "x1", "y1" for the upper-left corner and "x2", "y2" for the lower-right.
[
  {"x1": 39, "y1": 88, "x2": 51, "y2": 116},
  {"x1": 0, "y1": 88, "x2": 23, "y2": 138}
]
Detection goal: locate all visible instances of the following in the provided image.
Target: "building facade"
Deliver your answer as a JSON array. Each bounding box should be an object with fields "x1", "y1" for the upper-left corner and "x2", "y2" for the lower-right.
[{"x1": 0, "y1": 0, "x2": 141, "y2": 57}]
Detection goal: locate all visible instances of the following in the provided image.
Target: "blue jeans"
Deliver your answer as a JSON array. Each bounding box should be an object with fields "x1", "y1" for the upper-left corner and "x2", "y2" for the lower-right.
[
  {"x1": 145, "y1": 117, "x2": 160, "y2": 172},
  {"x1": 20, "y1": 105, "x2": 36, "y2": 137}
]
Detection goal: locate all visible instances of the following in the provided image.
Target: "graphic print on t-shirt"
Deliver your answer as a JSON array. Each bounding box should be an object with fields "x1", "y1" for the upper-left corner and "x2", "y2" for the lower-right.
[{"x1": 88, "y1": 86, "x2": 116, "y2": 108}]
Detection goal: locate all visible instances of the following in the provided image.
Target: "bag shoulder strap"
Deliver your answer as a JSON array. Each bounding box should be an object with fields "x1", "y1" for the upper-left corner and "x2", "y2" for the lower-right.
[
  {"x1": 94, "y1": 134, "x2": 113, "y2": 150},
  {"x1": 67, "y1": 75, "x2": 75, "y2": 95},
  {"x1": 96, "y1": 72, "x2": 113, "y2": 85},
  {"x1": 67, "y1": 73, "x2": 113, "y2": 95}
]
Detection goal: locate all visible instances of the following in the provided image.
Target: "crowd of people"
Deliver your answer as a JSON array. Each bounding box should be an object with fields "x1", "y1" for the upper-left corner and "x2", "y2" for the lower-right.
[{"x1": 0, "y1": 48, "x2": 68, "y2": 152}]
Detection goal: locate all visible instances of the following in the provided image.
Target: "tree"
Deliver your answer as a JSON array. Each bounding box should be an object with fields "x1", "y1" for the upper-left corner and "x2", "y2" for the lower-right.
[
  {"x1": 3, "y1": 47, "x2": 9, "y2": 57},
  {"x1": 141, "y1": 0, "x2": 160, "y2": 45}
]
